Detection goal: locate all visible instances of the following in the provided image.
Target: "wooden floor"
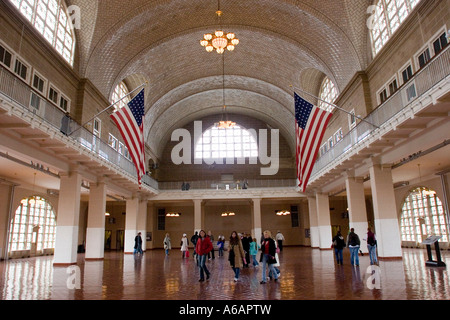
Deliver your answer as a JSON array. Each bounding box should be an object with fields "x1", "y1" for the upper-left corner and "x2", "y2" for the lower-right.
[{"x1": 0, "y1": 247, "x2": 449, "y2": 300}]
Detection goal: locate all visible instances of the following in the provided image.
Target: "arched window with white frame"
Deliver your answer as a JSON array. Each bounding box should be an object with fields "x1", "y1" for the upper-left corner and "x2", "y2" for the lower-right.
[
  {"x1": 9, "y1": 0, "x2": 76, "y2": 66},
  {"x1": 400, "y1": 187, "x2": 449, "y2": 245},
  {"x1": 8, "y1": 196, "x2": 57, "y2": 255},
  {"x1": 111, "y1": 81, "x2": 131, "y2": 112},
  {"x1": 370, "y1": 0, "x2": 422, "y2": 56},
  {"x1": 318, "y1": 77, "x2": 338, "y2": 113},
  {"x1": 195, "y1": 125, "x2": 258, "y2": 160}
]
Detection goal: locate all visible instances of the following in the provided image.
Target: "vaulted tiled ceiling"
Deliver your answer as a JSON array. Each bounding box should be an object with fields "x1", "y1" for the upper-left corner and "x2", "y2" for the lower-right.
[{"x1": 68, "y1": 0, "x2": 371, "y2": 159}]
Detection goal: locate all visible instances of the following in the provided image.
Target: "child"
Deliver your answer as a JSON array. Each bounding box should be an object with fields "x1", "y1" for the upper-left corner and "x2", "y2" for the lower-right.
[
  {"x1": 217, "y1": 236, "x2": 225, "y2": 257},
  {"x1": 249, "y1": 238, "x2": 260, "y2": 267}
]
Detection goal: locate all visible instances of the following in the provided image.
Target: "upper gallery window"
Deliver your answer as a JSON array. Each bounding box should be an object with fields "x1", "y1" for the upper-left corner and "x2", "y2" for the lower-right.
[
  {"x1": 111, "y1": 82, "x2": 131, "y2": 112},
  {"x1": 370, "y1": 0, "x2": 421, "y2": 56},
  {"x1": 318, "y1": 77, "x2": 338, "y2": 113},
  {"x1": 9, "y1": 0, "x2": 76, "y2": 66}
]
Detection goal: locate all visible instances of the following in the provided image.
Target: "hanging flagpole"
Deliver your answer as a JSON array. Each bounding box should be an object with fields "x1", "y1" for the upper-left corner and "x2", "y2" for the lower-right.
[
  {"x1": 68, "y1": 82, "x2": 148, "y2": 136},
  {"x1": 289, "y1": 85, "x2": 380, "y2": 129}
]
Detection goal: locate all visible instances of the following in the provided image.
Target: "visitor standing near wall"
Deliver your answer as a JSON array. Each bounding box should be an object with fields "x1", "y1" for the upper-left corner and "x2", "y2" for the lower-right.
[
  {"x1": 180, "y1": 234, "x2": 189, "y2": 259},
  {"x1": 164, "y1": 233, "x2": 171, "y2": 256},
  {"x1": 229, "y1": 231, "x2": 246, "y2": 282},
  {"x1": 260, "y1": 230, "x2": 279, "y2": 284},
  {"x1": 347, "y1": 228, "x2": 361, "y2": 266},
  {"x1": 332, "y1": 231, "x2": 346, "y2": 265},
  {"x1": 276, "y1": 231, "x2": 285, "y2": 251},
  {"x1": 134, "y1": 232, "x2": 143, "y2": 255},
  {"x1": 196, "y1": 230, "x2": 213, "y2": 282}
]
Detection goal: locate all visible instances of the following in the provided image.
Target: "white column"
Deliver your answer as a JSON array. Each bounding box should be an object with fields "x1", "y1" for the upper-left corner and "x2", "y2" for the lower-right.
[
  {"x1": 146, "y1": 202, "x2": 154, "y2": 250},
  {"x1": 54, "y1": 171, "x2": 81, "y2": 265},
  {"x1": 193, "y1": 199, "x2": 203, "y2": 234},
  {"x1": 85, "y1": 181, "x2": 107, "y2": 260},
  {"x1": 345, "y1": 174, "x2": 369, "y2": 253},
  {"x1": 316, "y1": 193, "x2": 332, "y2": 250},
  {"x1": 307, "y1": 196, "x2": 320, "y2": 248},
  {"x1": 251, "y1": 198, "x2": 262, "y2": 240},
  {"x1": 124, "y1": 197, "x2": 140, "y2": 254},
  {"x1": 137, "y1": 199, "x2": 148, "y2": 252},
  {"x1": 369, "y1": 163, "x2": 402, "y2": 259}
]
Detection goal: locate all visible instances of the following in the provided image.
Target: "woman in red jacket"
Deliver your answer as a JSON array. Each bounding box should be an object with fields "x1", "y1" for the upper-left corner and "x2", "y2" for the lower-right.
[{"x1": 196, "y1": 230, "x2": 213, "y2": 281}]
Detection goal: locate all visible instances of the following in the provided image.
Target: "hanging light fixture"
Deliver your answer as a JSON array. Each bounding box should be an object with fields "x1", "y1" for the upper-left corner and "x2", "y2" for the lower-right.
[
  {"x1": 200, "y1": 0, "x2": 239, "y2": 54},
  {"x1": 214, "y1": 53, "x2": 236, "y2": 129},
  {"x1": 166, "y1": 212, "x2": 181, "y2": 218},
  {"x1": 276, "y1": 210, "x2": 291, "y2": 216}
]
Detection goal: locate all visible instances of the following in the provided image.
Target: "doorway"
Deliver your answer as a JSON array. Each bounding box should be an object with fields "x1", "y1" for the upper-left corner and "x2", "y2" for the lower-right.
[
  {"x1": 105, "y1": 230, "x2": 112, "y2": 250},
  {"x1": 116, "y1": 230, "x2": 124, "y2": 251}
]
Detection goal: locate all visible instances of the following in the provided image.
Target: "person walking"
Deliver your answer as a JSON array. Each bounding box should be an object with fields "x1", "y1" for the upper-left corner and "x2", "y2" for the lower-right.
[
  {"x1": 134, "y1": 232, "x2": 143, "y2": 255},
  {"x1": 191, "y1": 231, "x2": 199, "y2": 257},
  {"x1": 241, "y1": 233, "x2": 250, "y2": 268},
  {"x1": 228, "y1": 231, "x2": 246, "y2": 282},
  {"x1": 347, "y1": 228, "x2": 361, "y2": 266},
  {"x1": 164, "y1": 233, "x2": 171, "y2": 256},
  {"x1": 269, "y1": 237, "x2": 281, "y2": 280},
  {"x1": 366, "y1": 228, "x2": 378, "y2": 265},
  {"x1": 332, "y1": 231, "x2": 346, "y2": 265},
  {"x1": 249, "y1": 238, "x2": 260, "y2": 267},
  {"x1": 196, "y1": 230, "x2": 213, "y2": 282},
  {"x1": 180, "y1": 233, "x2": 189, "y2": 259},
  {"x1": 207, "y1": 230, "x2": 215, "y2": 260},
  {"x1": 260, "y1": 230, "x2": 279, "y2": 284},
  {"x1": 276, "y1": 231, "x2": 285, "y2": 251}
]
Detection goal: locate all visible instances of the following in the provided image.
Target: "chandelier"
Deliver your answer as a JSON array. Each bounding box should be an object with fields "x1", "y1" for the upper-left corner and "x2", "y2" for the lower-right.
[{"x1": 200, "y1": 1, "x2": 239, "y2": 54}]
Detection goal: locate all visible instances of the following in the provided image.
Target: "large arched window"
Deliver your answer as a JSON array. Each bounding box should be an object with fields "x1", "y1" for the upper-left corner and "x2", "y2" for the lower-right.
[
  {"x1": 400, "y1": 187, "x2": 449, "y2": 244},
  {"x1": 195, "y1": 125, "x2": 258, "y2": 160},
  {"x1": 9, "y1": 0, "x2": 76, "y2": 66},
  {"x1": 318, "y1": 77, "x2": 338, "y2": 113},
  {"x1": 370, "y1": 0, "x2": 421, "y2": 56},
  {"x1": 111, "y1": 81, "x2": 131, "y2": 112},
  {"x1": 8, "y1": 196, "x2": 57, "y2": 253}
]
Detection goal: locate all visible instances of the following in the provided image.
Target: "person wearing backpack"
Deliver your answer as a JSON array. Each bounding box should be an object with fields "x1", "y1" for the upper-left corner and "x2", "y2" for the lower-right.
[
  {"x1": 332, "y1": 231, "x2": 346, "y2": 265},
  {"x1": 366, "y1": 228, "x2": 378, "y2": 265},
  {"x1": 347, "y1": 228, "x2": 361, "y2": 266}
]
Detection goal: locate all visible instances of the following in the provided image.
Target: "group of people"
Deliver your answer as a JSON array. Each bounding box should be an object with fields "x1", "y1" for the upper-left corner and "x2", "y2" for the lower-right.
[
  {"x1": 332, "y1": 227, "x2": 378, "y2": 266},
  {"x1": 166, "y1": 230, "x2": 284, "y2": 283}
]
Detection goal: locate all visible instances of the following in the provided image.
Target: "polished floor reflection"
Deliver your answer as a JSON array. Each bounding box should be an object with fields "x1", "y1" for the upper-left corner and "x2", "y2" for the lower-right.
[{"x1": 0, "y1": 247, "x2": 449, "y2": 300}]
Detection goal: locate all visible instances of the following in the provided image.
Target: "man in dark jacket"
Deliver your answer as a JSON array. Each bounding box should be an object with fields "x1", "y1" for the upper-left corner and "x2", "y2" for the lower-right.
[
  {"x1": 332, "y1": 231, "x2": 346, "y2": 265},
  {"x1": 191, "y1": 232, "x2": 199, "y2": 256},
  {"x1": 347, "y1": 228, "x2": 361, "y2": 266}
]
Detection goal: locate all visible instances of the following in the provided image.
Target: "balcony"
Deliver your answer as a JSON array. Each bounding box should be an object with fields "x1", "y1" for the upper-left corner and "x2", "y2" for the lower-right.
[
  {"x1": 309, "y1": 45, "x2": 450, "y2": 184},
  {"x1": 0, "y1": 65, "x2": 158, "y2": 193}
]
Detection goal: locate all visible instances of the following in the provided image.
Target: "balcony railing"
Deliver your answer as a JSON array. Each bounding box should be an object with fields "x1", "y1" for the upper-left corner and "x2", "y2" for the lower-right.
[
  {"x1": 159, "y1": 179, "x2": 298, "y2": 190},
  {"x1": 311, "y1": 45, "x2": 450, "y2": 179},
  {"x1": 0, "y1": 65, "x2": 158, "y2": 190}
]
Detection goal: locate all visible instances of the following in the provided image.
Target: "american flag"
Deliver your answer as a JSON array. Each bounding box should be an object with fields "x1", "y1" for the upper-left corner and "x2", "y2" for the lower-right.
[
  {"x1": 295, "y1": 93, "x2": 332, "y2": 193},
  {"x1": 111, "y1": 89, "x2": 146, "y2": 185}
]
